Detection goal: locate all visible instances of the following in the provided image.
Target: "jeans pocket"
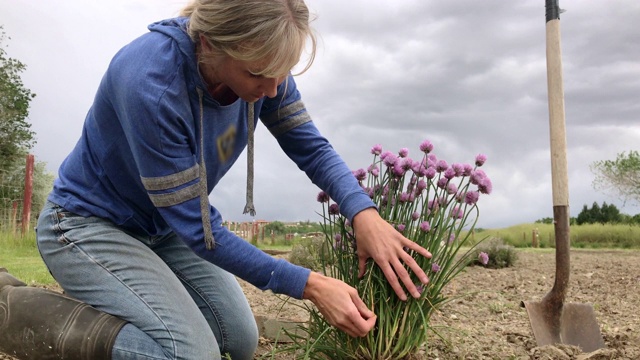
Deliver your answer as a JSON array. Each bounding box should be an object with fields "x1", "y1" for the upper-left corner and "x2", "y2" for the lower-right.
[{"x1": 51, "y1": 206, "x2": 90, "y2": 245}]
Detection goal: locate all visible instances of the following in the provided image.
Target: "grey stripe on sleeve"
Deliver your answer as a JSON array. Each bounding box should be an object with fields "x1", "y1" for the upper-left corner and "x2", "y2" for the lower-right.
[
  {"x1": 141, "y1": 164, "x2": 200, "y2": 191},
  {"x1": 261, "y1": 100, "x2": 306, "y2": 126},
  {"x1": 147, "y1": 182, "x2": 200, "y2": 207},
  {"x1": 268, "y1": 112, "x2": 312, "y2": 137}
]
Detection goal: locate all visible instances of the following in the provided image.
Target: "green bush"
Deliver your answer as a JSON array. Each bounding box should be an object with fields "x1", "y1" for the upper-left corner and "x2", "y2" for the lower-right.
[
  {"x1": 288, "y1": 236, "x2": 326, "y2": 272},
  {"x1": 470, "y1": 237, "x2": 518, "y2": 269}
]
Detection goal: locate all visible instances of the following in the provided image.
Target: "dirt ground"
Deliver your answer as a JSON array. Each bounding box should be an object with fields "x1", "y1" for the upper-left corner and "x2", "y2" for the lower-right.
[
  {"x1": 249, "y1": 249, "x2": 640, "y2": 359},
  {"x1": 1, "y1": 249, "x2": 638, "y2": 360}
]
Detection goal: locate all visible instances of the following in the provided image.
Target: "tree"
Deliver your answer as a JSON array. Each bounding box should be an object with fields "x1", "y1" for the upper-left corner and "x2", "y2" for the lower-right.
[
  {"x1": 591, "y1": 150, "x2": 640, "y2": 206},
  {"x1": 600, "y1": 202, "x2": 621, "y2": 224},
  {"x1": 576, "y1": 201, "x2": 622, "y2": 225},
  {"x1": 264, "y1": 220, "x2": 286, "y2": 235},
  {"x1": 576, "y1": 204, "x2": 590, "y2": 225},
  {"x1": 0, "y1": 27, "x2": 36, "y2": 170}
]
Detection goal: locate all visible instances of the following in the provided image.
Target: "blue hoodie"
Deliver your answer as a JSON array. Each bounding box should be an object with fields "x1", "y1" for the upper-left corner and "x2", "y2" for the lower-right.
[{"x1": 48, "y1": 17, "x2": 375, "y2": 299}]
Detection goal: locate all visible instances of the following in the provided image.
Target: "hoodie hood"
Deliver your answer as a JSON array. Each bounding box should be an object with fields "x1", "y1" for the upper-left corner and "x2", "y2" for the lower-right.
[{"x1": 148, "y1": 17, "x2": 203, "y2": 90}]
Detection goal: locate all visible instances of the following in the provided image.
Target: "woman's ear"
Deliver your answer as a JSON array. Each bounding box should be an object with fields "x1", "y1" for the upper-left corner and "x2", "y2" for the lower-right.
[{"x1": 199, "y1": 34, "x2": 211, "y2": 52}]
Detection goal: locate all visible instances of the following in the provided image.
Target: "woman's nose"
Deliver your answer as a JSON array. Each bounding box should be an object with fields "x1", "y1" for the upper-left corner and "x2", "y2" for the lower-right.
[{"x1": 262, "y1": 77, "x2": 279, "y2": 98}]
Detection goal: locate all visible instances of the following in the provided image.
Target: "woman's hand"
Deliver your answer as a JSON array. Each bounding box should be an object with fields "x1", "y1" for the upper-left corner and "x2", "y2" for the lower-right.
[
  {"x1": 352, "y1": 208, "x2": 432, "y2": 301},
  {"x1": 303, "y1": 272, "x2": 377, "y2": 337}
]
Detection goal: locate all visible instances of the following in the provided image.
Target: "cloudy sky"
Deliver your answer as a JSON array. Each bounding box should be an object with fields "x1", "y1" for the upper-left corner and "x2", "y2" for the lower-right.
[{"x1": 1, "y1": 0, "x2": 639, "y2": 229}]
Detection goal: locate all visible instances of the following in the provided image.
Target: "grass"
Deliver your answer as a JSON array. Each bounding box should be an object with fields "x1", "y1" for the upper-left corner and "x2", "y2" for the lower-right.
[
  {"x1": 476, "y1": 223, "x2": 640, "y2": 249},
  {"x1": 0, "y1": 231, "x2": 56, "y2": 285},
  {"x1": 2, "y1": 222, "x2": 638, "y2": 287}
]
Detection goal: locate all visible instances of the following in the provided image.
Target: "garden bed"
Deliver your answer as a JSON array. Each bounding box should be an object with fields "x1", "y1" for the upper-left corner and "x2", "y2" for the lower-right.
[{"x1": 251, "y1": 248, "x2": 640, "y2": 359}]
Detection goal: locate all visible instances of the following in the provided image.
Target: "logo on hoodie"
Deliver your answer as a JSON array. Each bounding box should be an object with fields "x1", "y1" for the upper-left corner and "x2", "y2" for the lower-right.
[{"x1": 216, "y1": 125, "x2": 236, "y2": 162}]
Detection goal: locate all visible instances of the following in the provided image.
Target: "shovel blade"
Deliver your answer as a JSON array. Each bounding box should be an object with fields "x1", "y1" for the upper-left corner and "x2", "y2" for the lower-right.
[{"x1": 523, "y1": 301, "x2": 605, "y2": 353}]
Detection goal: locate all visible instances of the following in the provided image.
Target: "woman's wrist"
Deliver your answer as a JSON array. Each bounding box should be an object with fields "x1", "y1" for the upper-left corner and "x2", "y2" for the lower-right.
[{"x1": 302, "y1": 271, "x2": 323, "y2": 301}]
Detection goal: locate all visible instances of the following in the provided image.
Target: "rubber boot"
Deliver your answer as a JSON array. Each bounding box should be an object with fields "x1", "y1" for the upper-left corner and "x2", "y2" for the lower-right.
[{"x1": 0, "y1": 272, "x2": 127, "y2": 360}]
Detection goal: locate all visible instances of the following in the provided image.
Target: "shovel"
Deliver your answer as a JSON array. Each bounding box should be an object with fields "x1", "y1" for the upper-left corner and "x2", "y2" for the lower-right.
[{"x1": 521, "y1": 0, "x2": 605, "y2": 353}]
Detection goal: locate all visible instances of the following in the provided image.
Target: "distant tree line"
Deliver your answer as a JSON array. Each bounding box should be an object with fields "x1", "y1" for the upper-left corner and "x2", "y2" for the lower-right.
[
  {"x1": 536, "y1": 201, "x2": 640, "y2": 225},
  {"x1": 263, "y1": 220, "x2": 324, "y2": 236}
]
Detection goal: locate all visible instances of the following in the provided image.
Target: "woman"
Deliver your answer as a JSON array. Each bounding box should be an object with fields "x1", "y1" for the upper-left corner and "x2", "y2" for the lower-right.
[{"x1": 0, "y1": 0, "x2": 431, "y2": 359}]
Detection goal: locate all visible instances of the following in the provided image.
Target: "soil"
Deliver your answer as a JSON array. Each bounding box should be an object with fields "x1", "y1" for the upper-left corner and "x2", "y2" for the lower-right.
[
  {"x1": 250, "y1": 249, "x2": 640, "y2": 359},
  {"x1": 2, "y1": 249, "x2": 639, "y2": 360}
]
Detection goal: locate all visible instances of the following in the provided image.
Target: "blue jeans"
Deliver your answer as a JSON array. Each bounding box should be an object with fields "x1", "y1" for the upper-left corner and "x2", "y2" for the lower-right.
[{"x1": 36, "y1": 201, "x2": 258, "y2": 360}]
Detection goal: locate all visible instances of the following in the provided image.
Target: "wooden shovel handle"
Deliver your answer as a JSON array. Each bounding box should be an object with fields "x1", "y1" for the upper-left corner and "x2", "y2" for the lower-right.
[{"x1": 546, "y1": 17, "x2": 569, "y2": 207}]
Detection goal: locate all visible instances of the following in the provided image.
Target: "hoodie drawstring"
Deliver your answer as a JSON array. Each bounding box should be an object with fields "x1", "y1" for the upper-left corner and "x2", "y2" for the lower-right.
[
  {"x1": 243, "y1": 102, "x2": 256, "y2": 216},
  {"x1": 197, "y1": 88, "x2": 216, "y2": 250}
]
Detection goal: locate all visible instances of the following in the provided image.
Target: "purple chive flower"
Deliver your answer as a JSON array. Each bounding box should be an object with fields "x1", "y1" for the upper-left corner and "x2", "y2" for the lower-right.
[
  {"x1": 344, "y1": 219, "x2": 351, "y2": 228},
  {"x1": 427, "y1": 199, "x2": 438, "y2": 211},
  {"x1": 420, "y1": 221, "x2": 431, "y2": 232},
  {"x1": 398, "y1": 147, "x2": 409, "y2": 158},
  {"x1": 334, "y1": 233, "x2": 342, "y2": 242},
  {"x1": 478, "y1": 177, "x2": 493, "y2": 195},
  {"x1": 399, "y1": 192, "x2": 411, "y2": 203},
  {"x1": 383, "y1": 152, "x2": 398, "y2": 167},
  {"x1": 401, "y1": 158, "x2": 413, "y2": 171},
  {"x1": 446, "y1": 182, "x2": 458, "y2": 195},
  {"x1": 419, "y1": 140, "x2": 434, "y2": 153},
  {"x1": 317, "y1": 191, "x2": 330, "y2": 203},
  {"x1": 444, "y1": 168, "x2": 456, "y2": 180},
  {"x1": 475, "y1": 154, "x2": 487, "y2": 167},
  {"x1": 464, "y1": 190, "x2": 480, "y2": 205},
  {"x1": 411, "y1": 160, "x2": 422, "y2": 174},
  {"x1": 352, "y1": 168, "x2": 367, "y2": 182},
  {"x1": 328, "y1": 203, "x2": 340, "y2": 215},
  {"x1": 425, "y1": 167, "x2": 436, "y2": 180},
  {"x1": 411, "y1": 211, "x2": 420, "y2": 221},
  {"x1": 437, "y1": 177, "x2": 448, "y2": 189},
  {"x1": 431, "y1": 263, "x2": 441, "y2": 272},
  {"x1": 392, "y1": 163, "x2": 406, "y2": 177},
  {"x1": 417, "y1": 179, "x2": 427, "y2": 191},
  {"x1": 396, "y1": 224, "x2": 406, "y2": 232},
  {"x1": 416, "y1": 284, "x2": 424, "y2": 294},
  {"x1": 462, "y1": 163, "x2": 474, "y2": 176},
  {"x1": 371, "y1": 144, "x2": 383, "y2": 155},
  {"x1": 416, "y1": 163, "x2": 428, "y2": 177},
  {"x1": 435, "y1": 160, "x2": 448, "y2": 173},
  {"x1": 450, "y1": 206, "x2": 464, "y2": 219},
  {"x1": 368, "y1": 164, "x2": 380, "y2": 176},
  {"x1": 452, "y1": 163, "x2": 464, "y2": 176},
  {"x1": 470, "y1": 169, "x2": 486, "y2": 185},
  {"x1": 479, "y1": 252, "x2": 489, "y2": 265}
]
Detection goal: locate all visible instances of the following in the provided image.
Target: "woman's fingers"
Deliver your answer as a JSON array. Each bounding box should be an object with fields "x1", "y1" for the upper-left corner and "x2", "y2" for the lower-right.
[
  {"x1": 303, "y1": 273, "x2": 377, "y2": 337},
  {"x1": 401, "y1": 250, "x2": 429, "y2": 285}
]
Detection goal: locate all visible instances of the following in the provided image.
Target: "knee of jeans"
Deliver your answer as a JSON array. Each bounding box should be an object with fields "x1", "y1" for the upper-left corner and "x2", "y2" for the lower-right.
[{"x1": 223, "y1": 317, "x2": 259, "y2": 360}]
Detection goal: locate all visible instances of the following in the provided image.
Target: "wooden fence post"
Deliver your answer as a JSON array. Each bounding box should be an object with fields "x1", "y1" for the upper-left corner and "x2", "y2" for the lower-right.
[{"x1": 21, "y1": 154, "x2": 35, "y2": 237}]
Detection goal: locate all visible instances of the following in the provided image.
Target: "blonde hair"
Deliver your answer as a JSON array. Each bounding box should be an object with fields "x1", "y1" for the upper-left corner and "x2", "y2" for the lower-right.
[{"x1": 181, "y1": 0, "x2": 316, "y2": 77}]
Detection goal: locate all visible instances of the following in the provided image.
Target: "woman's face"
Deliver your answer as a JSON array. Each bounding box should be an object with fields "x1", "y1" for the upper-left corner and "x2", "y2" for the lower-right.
[{"x1": 209, "y1": 56, "x2": 287, "y2": 103}]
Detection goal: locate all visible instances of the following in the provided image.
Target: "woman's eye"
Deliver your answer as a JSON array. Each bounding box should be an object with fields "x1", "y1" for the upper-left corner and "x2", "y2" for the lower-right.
[{"x1": 249, "y1": 73, "x2": 263, "y2": 79}]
